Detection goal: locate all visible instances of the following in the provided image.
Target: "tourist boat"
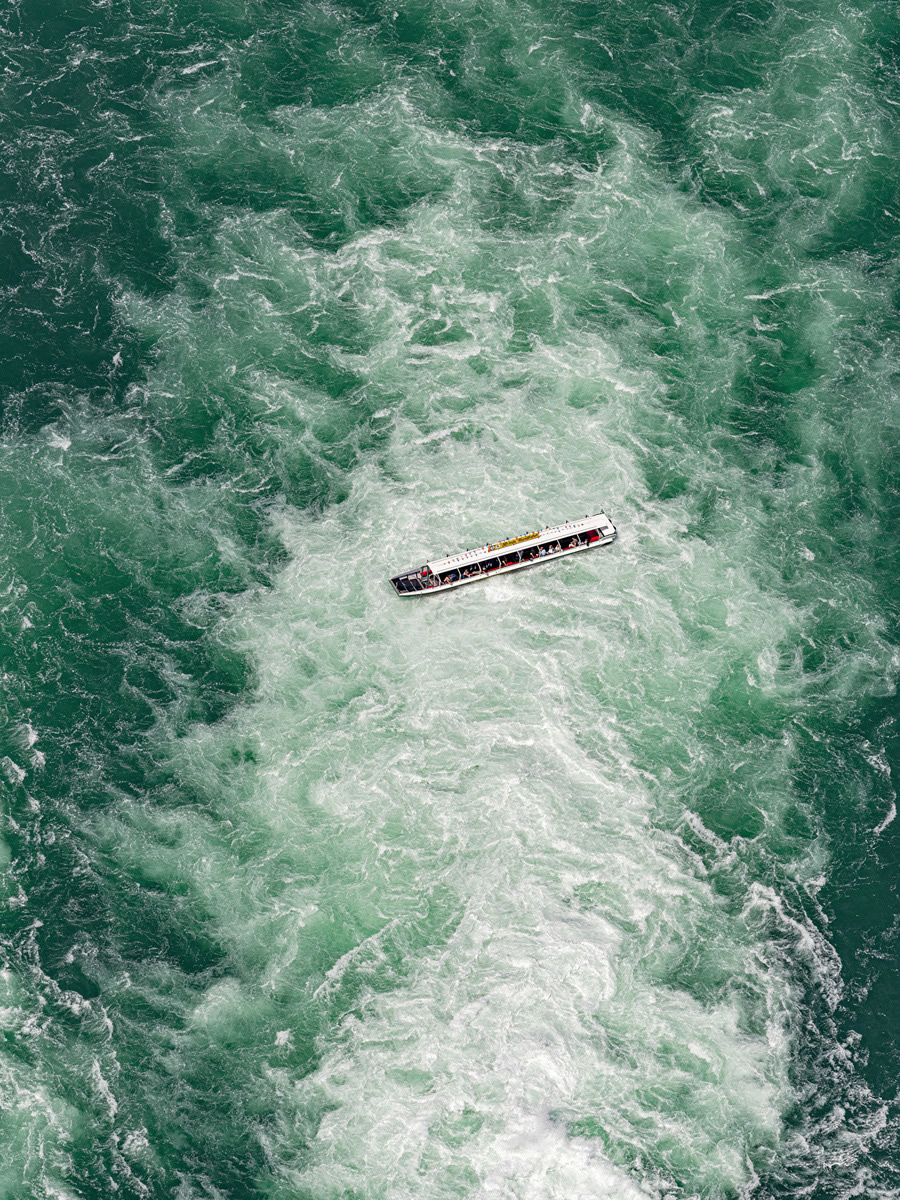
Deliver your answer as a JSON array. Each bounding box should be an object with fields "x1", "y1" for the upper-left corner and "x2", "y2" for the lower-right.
[{"x1": 390, "y1": 512, "x2": 616, "y2": 596}]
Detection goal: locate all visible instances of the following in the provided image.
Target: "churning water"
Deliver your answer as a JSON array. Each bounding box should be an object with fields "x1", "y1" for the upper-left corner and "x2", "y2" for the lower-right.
[{"x1": 0, "y1": 0, "x2": 898, "y2": 1196}]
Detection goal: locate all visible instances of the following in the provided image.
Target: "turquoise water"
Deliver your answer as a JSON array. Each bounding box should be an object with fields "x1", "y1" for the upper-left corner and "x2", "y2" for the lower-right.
[{"x1": 0, "y1": 0, "x2": 898, "y2": 1195}]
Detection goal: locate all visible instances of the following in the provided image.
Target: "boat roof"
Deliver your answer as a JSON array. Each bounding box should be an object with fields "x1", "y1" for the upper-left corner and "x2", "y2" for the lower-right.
[{"x1": 425, "y1": 513, "x2": 609, "y2": 573}]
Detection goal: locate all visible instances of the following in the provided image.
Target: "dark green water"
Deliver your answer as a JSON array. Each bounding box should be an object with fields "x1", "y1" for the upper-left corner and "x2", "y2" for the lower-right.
[{"x1": 0, "y1": 0, "x2": 898, "y2": 1196}]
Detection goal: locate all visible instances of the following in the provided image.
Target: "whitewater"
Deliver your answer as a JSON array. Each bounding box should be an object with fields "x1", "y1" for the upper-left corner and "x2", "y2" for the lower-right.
[{"x1": 0, "y1": 0, "x2": 897, "y2": 1197}]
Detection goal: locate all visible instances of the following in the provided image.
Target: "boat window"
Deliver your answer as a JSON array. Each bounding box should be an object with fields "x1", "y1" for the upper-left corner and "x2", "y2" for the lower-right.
[
  {"x1": 480, "y1": 557, "x2": 500, "y2": 571},
  {"x1": 499, "y1": 552, "x2": 520, "y2": 567},
  {"x1": 585, "y1": 529, "x2": 599, "y2": 542}
]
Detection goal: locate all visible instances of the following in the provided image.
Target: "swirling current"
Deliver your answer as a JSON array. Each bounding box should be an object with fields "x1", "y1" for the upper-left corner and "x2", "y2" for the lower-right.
[{"x1": 0, "y1": 0, "x2": 898, "y2": 1196}]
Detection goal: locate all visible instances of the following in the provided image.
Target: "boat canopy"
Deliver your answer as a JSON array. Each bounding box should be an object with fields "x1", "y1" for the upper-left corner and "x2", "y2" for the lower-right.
[{"x1": 425, "y1": 514, "x2": 612, "y2": 574}]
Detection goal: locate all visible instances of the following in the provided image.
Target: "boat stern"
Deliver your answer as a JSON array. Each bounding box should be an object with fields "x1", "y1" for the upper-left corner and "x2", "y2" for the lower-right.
[{"x1": 390, "y1": 567, "x2": 432, "y2": 594}]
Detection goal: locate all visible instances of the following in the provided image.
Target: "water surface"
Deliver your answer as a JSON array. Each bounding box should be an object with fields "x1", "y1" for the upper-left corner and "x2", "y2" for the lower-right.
[{"x1": 0, "y1": 0, "x2": 898, "y2": 1196}]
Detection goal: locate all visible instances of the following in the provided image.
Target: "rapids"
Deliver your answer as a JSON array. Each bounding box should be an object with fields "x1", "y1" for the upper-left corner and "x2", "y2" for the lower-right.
[{"x1": 0, "y1": 0, "x2": 897, "y2": 1196}]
